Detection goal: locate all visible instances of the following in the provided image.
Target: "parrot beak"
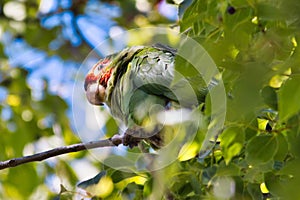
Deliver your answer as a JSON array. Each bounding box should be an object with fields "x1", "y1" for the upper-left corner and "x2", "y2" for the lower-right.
[{"x1": 85, "y1": 83, "x2": 105, "y2": 106}]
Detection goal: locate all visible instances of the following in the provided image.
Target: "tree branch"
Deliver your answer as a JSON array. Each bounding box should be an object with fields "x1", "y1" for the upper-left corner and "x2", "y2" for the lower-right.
[{"x1": 0, "y1": 135, "x2": 123, "y2": 170}]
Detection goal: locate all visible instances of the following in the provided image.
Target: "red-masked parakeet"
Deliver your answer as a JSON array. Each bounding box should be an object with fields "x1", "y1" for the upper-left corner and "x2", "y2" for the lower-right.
[{"x1": 84, "y1": 44, "x2": 216, "y2": 148}]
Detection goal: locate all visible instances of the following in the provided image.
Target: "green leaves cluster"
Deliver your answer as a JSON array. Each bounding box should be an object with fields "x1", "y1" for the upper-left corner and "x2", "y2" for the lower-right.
[{"x1": 175, "y1": 0, "x2": 300, "y2": 199}]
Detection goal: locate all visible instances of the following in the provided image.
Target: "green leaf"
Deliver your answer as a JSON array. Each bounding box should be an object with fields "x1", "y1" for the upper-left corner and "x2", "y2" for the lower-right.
[
  {"x1": 272, "y1": 160, "x2": 300, "y2": 199},
  {"x1": 226, "y1": 62, "x2": 268, "y2": 122},
  {"x1": 247, "y1": 183, "x2": 263, "y2": 200},
  {"x1": 216, "y1": 163, "x2": 241, "y2": 177},
  {"x1": 285, "y1": 115, "x2": 300, "y2": 157},
  {"x1": 110, "y1": 170, "x2": 137, "y2": 183},
  {"x1": 274, "y1": 134, "x2": 288, "y2": 161},
  {"x1": 257, "y1": 2, "x2": 286, "y2": 21},
  {"x1": 261, "y1": 86, "x2": 278, "y2": 110},
  {"x1": 245, "y1": 119, "x2": 259, "y2": 140},
  {"x1": 223, "y1": 7, "x2": 255, "y2": 50},
  {"x1": 105, "y1": 116, "x2": 119, "y2": 137},
  {"x1": 180, "y1": 0, "x2": 204, "y2": 33},
  {"x1": 178, "y1": 0, "x2": 193, "y2": 19},
  {"x1": 143, "y1": 178, "x2": 153, "y2": 197},
  {"x1": 278, "y1": 75, "x2": 300, "y2": 121},
  {"x1": 245, "y1": 135, "x2": 278, "y2": 166},
  {"x1": 264, "y1": 172, "x2": 284, "y2": 198},
  {"x1": 220, "y1": 126, "x2": 245, "y2": 164}
]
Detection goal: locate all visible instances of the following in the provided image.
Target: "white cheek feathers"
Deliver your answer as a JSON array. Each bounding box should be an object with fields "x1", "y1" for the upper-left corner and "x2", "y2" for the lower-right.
[{"x1": 85, "y1": 83, "x2": 106, "y2": 105}]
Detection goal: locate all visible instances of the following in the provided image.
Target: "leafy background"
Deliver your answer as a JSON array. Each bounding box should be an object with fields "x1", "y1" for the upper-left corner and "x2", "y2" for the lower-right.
[{"x1": 1, "y1": 0, "x2": 300, "y2": 199}]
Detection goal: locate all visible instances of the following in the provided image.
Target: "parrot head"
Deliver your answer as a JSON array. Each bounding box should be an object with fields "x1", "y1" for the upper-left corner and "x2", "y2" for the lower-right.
[
  {"x1": 84, "y1": 58, "x2": 113, "y2": 105},
  {"x1": 84, "y1": 46, "x2": 144, "y2": 106}
]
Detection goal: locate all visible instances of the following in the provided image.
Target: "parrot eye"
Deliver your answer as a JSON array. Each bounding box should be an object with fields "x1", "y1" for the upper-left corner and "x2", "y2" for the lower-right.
[
  {"x1": 92, "y1": 58, "x2": 111, "y2": 76},
  {"x1": 93, "y1": 64, "x2": 103, "y2": 76}
]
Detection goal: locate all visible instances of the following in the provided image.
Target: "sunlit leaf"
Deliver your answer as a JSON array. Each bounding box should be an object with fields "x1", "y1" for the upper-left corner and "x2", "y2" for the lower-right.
[
  {"x1": 115, "y1": 176, "x2": 147, "y2": 190},
  {"x1": 220, "y1": 126, "x2": 245, "y2": 164},
  {"x1": 260, "y1": 182, "x2": 269, "y2": 194},
  {"x1": 77, "y1": 171, "x2": 114, "y2": 198},
  {"x1": 143, "y1": 178, "x2": 153, "y2": 198},
  {"x1": 178, "y1": 142, "x2": 200, "y2": 161},
  {"x1": 92, "y1": 176, "x2": 114, "y2": 198}
]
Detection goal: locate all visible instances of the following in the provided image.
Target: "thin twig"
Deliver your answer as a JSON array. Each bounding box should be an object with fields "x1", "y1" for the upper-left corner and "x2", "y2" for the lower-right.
[{"x1": 0, "y1": 135, "x2": 122, "y2": 170}]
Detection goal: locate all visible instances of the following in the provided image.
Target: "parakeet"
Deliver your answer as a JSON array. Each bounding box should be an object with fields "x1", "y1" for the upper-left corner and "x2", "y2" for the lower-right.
[{"x1": 84, "y1": 44, "x2": 215, "y2": 148}]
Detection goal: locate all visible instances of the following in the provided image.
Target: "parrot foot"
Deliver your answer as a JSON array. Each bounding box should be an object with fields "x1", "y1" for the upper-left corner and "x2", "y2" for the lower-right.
[
  {"x1": 123, "y1": 126, "x2": 164, "y2": 149},
  {"x1": 123, "y1": 128, "x2": 143, "y2": 148}
]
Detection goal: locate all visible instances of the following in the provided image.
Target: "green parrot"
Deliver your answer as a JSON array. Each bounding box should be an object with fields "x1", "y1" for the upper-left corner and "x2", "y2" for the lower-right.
[{"x1": 84, "y1": 44, "x2": 215, "y2": 148}]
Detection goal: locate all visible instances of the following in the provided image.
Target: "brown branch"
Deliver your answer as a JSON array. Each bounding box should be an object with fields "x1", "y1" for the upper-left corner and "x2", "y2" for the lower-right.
[{"x1": 0, "y1": 135, "x2": 123, "y2": 170}]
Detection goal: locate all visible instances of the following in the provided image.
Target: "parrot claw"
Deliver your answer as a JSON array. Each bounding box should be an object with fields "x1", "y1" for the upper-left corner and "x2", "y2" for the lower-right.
[
  {"x1": 122, "y1": 126, "x2": 163, "y2": 149},
  {"x1": 122, "y1": 133, "x2": 141, "y2": 148},
  {"x1": 122, "y1": 127, "x2": 144, "y2": 148}
]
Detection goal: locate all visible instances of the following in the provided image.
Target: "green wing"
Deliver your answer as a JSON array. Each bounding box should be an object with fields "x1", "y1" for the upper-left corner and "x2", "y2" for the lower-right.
[
  {"x1": 107, "y1": 45, "x2": 176, "y2": 127},
  {"x1": 107, "y1": 44, "x2": 215, "y2": 127},
  {"x1": 130, "y1": 45, "x2": 213, "y2": 107},
  {"x1": 130, "y1": 46, "x2": 177, "y2": 102}
]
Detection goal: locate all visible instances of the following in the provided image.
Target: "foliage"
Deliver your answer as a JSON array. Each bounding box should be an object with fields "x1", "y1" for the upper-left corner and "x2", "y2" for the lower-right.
[
  {"x1": 1, "y1": 0, "x2": 300, "y2": 199},
  {"x1": 177, "y1": 0, "x2": 300, "y2": 199}
]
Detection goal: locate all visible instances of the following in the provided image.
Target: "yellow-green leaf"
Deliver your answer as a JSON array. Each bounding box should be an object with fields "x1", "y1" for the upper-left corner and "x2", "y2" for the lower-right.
[{"x1": 220, "y1": 126, "x2": 245, "y2": 164}]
